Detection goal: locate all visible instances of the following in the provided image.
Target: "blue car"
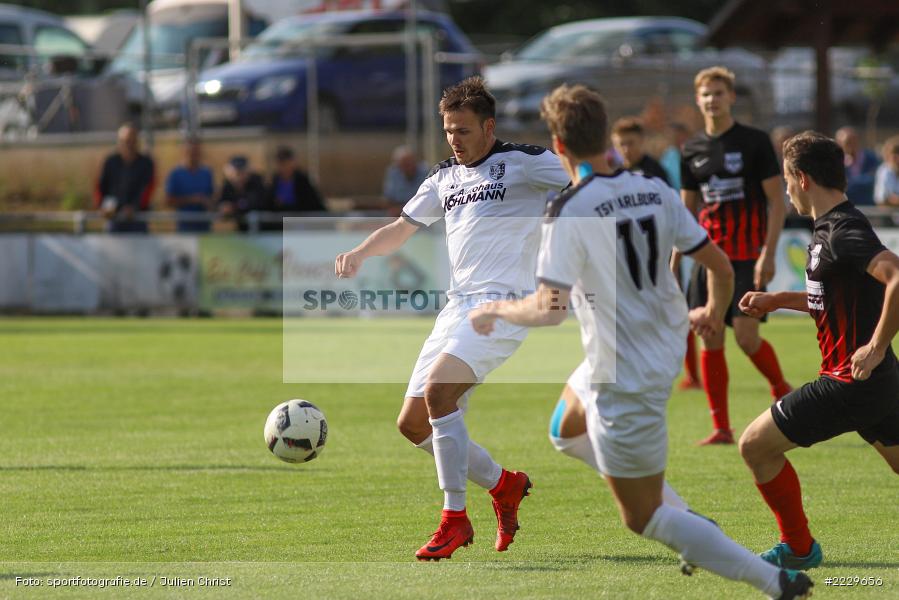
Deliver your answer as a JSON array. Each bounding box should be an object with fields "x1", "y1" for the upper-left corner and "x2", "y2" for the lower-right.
[{"x1": 194, "y1": 10, "x2": 481, "y2": 130}]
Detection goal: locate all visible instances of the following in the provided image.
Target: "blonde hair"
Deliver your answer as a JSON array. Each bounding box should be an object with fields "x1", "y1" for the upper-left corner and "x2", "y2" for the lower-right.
[
  {"x1": 884, "y1": 135, "x2": 899, "y2": 156},
  {"x1": 694, "y1": 66, "x2": 736, "y2": 92},
  {"x1": 540, "y1": 84, "x2": 608, "y2": 159}
]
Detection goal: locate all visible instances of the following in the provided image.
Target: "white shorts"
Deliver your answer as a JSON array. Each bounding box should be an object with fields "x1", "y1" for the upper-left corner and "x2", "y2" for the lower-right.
[
  {"x1": 405, "y1": 298, "x2": 528, "y2": 407},
  {"x1": 567, "y1": 360, "x2": 669, "y2": 478}
]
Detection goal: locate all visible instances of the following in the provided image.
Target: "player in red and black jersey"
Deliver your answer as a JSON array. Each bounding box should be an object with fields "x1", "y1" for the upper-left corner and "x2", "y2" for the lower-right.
[
  {"x1": 680, "y1": 67, "x2": 791, "y2": 445},
  {"x1": 738, "y1": 132, "x2": 899, "y2": 571}
]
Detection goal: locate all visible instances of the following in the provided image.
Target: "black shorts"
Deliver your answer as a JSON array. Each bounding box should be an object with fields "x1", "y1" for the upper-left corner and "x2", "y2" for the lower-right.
[
  {"x1": 771, "y1": 365, "x2": 899, "y2": 448},
  {"x1": 687, "y1": 259, "x2": 764, "y2": 327}
]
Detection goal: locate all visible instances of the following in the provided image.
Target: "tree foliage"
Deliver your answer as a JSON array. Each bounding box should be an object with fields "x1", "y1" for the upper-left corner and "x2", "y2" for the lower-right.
[
  {"x1": 13, "y1": 0, "x2": 138, "y2": 15},
  {"x1": 447, "y1": 0, "x2": 725, "y2": 40}
]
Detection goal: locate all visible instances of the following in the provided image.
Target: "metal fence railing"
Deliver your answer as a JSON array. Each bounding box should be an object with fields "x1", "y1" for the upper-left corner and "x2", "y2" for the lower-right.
[
  {"x1": 2, "y1": 206, "x2": 898, "y2": 235},
  {"x1": 0, "y1": 209, "x2": 397, "y2": 234}
]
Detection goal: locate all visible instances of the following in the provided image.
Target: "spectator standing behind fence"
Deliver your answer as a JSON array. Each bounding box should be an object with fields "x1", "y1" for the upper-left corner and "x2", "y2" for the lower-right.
[
  {"x1": 874, "y1": 136, "x2": 899, "y2": 207},
  {"x1": 383, "y1": 145, "x2": 429, "y2": 210},
  {"x1": 659, "y1": 121, "x2": 691, "y2": 190},
  {"x1": 218, "y1": 155, "x2": 266, "y2": 232},
  {"x1": 165, "y1": 138, "x2": 214, "y2": 233},
  {"x1": 267, "y1": 147, "x2": 326, "y2": 217},
  {"x1": 611, "y1": 117, "x2": 670, "y2": 184},
  {"x1": 95, "y1": 123, "x2": 155, "y2": 233},
  {"x1": 836, "y1": 126, "x2": 880, "y2": 206}
]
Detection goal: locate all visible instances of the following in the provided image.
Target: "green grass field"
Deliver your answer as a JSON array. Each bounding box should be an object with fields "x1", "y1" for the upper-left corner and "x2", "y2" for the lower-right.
[{"x1": 1, "y1": 317, "x2": 896, "y2": 599}]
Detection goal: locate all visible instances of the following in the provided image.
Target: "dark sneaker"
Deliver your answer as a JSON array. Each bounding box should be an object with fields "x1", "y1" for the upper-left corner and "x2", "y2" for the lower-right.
[
  {"x1": 761, "y1": 540, "x2": 823, "y2": 570},
  {"x1": 772, "y1": 569, "x2": 813, "y2": 599}
]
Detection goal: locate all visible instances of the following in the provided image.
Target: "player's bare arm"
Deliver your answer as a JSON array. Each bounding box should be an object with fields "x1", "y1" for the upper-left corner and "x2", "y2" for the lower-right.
[
  {"x1": 671, "y1": 190, "x2": 702, "y2": 275},
  {"x1": 755, "y1": 175, "x2": 786, "y2": 289},
  {"x1": 681, "y1": 189, "x2": 701, "y2": 217},
  {"x1": 688, "y1": 241, "x2": 734, "y2": 338},
  {"x1": 852, "y1": 249, "x2": 899, "y2": 380},
  {"x1": 739, "y1": 291, "x2": 809, "y2": 318},
  {"x1": 334, "y1": 217, "x2": 418, "y2": 278},
  {"x1": 470, "y1": 284, "x2": 569, "y2": 335}
]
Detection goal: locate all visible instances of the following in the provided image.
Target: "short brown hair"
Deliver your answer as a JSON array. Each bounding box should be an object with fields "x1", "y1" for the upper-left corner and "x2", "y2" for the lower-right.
[
  {"x1": 783, "y1": 131, "x2": 846, "y2": 191},
  {"x1": 694, "y1": 66, "x2": 735, "y2": 92},
  {"x1": 540, "y1": 84, "x2": 607, "y2": 159},
  {"x1": 439, "y1": 76, "x2": 495, "y2": 121},
  {"x1": 612, "y1": 116, "x2": 644, "y2": 137}
]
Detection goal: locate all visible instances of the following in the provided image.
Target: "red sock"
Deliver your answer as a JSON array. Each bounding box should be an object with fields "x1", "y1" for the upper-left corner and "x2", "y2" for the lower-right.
[
  {"x1": 684, "y1": 331, "x2": 700, "y2": 382},
  {"x1": 442, "y1": 508, "x2": 467, "y2": 520},
  {"x1": 701, "y1": 348, "x2": 729, "y2": 431},
  {"x1": 488, "y1": 469, "x2": 508, "y2": 496},
  {"x1": 755, "y1": 460, "x2": 813, "y2": 556},
  {"x1": 749, "y1": 339, "x2": 789, "y2": 397}
]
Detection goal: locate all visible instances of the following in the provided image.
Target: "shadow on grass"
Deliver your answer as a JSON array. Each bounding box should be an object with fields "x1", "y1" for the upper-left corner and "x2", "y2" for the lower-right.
[
  {"x1": 545, "y1": 553, "x2": 661, "y2": 566},
  {"x1": 824, "y1": 560, "x2": 899, "y2": 568},
  {"x1": 0, "y1": 323, "x2": 284, "y2": 337},
  {"x1": 0, "y1": 572, "x2": 57, "y2": 580},
  {"x1": 488, "y1": 563, "x2": 569, "y2": 573},
  {"x1": 0, "y1": 465, "x2": 308, "y2": 473}
]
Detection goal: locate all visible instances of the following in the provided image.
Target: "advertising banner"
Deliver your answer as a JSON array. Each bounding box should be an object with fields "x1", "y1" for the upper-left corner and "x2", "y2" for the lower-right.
[{"x1": 198, "y1": 229, "x2": 447, "y2": 314}]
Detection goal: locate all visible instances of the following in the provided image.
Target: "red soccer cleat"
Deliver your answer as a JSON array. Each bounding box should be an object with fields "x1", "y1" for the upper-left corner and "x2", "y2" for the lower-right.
[
  {"x1": 415, "y1": 509, "x2": 474, "y2": 561},
  {"x1": 489, "y1": 469, "x2": 532, "y2": 552},
  {"x1": 697, "y1": 429, "x2": 735, "y2": 446},
  {"x1": 678, "y1": 377, "x2": 703, "y2": 391}
]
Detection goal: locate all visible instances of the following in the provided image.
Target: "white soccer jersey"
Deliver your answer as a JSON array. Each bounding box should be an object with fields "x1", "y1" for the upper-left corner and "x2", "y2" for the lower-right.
[
  {"x1": 537, "y1": 170, "x2": 709, "y2": 394},
  {"x1": 403, "y1": 140, "x2": 569, "y2": 299}
]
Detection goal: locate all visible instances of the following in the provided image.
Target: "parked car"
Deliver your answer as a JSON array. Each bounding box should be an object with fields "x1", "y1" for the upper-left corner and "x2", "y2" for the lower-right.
[
  {"x1": 0, "y1": 3, "x2": 126, "y2": 137},
  {"x1": 484, "y1": 16, "x2": 772, "y2": 131},
  {"x1": 0, "y1": 3, "x2": 94, "y2": 77},
  {"x1": 771, "y1": 46, "x2": 899, "y2": 127},
  {"x1": 105, "y1": 0, "x2": 270, "y2": 127},
  {"x1": 193, "y1": 10, "x2": 481, "y2": 130}
]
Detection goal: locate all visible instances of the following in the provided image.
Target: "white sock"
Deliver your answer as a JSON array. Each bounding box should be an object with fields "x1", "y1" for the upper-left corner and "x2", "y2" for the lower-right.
[
  {"x1": 642, "y1": 504, "x2": 781, "y2": 596},
  {"x1": 549, "y1": 432, "x2": 599, "y2": 470},
  {"x1": 662, "y1": 481, "x2": 689, "y2": 511},
  {"x1": 429, "y1": 409, "x2": 469, "y2": 511},
  {"x1": 416, "y1": 434, "x2": 502, "y2": 490},
  {"x1": 549, "y1": 433, "x2": 689, "y2": 511}
]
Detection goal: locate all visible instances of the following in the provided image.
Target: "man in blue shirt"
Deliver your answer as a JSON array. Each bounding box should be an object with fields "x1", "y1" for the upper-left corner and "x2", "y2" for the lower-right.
[
  {"x1": 874, "y1": 136, "x2": 899, "y2": 207},
  {"x1": 383, "y1": 145, "x2": 429, "y2": 208},
  {"x1": 166, "y1": 138, "x2": 214, "y2": 232},
  {"x1": 836, "y1": 126, "x2": 880, "y2": 206}
]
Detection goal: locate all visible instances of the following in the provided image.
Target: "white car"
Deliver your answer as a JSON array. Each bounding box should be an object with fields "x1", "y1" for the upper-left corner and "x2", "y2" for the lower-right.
[{"x1": 485, "y1": 16, "x2": 772, "y2": 131}]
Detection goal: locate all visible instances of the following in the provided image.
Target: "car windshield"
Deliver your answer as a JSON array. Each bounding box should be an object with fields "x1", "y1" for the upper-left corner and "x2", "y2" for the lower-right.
[
  {"x1": 240, "y1": 20, "x2": 341, "y2": 61},
  {"x1": 516, "y1": 27, "x2": 630, "y2": 61},
  {"x1": 108, "y1": 17, "x2": 227, "y2": 72}
]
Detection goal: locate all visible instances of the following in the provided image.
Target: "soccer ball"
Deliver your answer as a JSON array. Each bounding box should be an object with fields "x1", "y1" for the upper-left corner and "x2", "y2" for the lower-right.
[{"x1": 264, "y1": 399, "x2": 328, "y2": 463}]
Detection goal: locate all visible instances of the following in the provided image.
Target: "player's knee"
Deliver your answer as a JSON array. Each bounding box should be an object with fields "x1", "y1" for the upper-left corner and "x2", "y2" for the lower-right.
[
  {"x1": 396, "y1": 409, "x2": 430, "y2": 444},
  {"x1": 734, "y1": 330, "x2": 760, "y2": 355},
  {"x1": 422, "y1": 382, "x2": 456, "y2": 413},
  {"x1": 738, "y1": 428, "x2": 763, "y2": 464}
]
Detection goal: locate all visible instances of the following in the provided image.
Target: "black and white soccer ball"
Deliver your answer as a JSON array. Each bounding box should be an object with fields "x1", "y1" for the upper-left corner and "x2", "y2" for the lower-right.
[{"x1": 264, "y1": 399, "x2": 328, "y2": 463}]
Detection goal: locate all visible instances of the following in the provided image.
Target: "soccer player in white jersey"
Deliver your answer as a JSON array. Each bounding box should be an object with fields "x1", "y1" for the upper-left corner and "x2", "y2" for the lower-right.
[
  {"x1": 334, "y1": 77, "x2": 569, "y2": 561},
  {"x1": 469, "y1": 85, "x2": 813, "y2": 599}
]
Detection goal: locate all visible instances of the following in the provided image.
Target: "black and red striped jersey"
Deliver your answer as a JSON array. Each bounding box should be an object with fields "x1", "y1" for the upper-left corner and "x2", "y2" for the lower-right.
[
  {"x1": 681, "y1": 123, "x2": 780, "y2": 260},
  {"x1": 806, "y1": 201, "x2": 894, "y2": 381}
]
